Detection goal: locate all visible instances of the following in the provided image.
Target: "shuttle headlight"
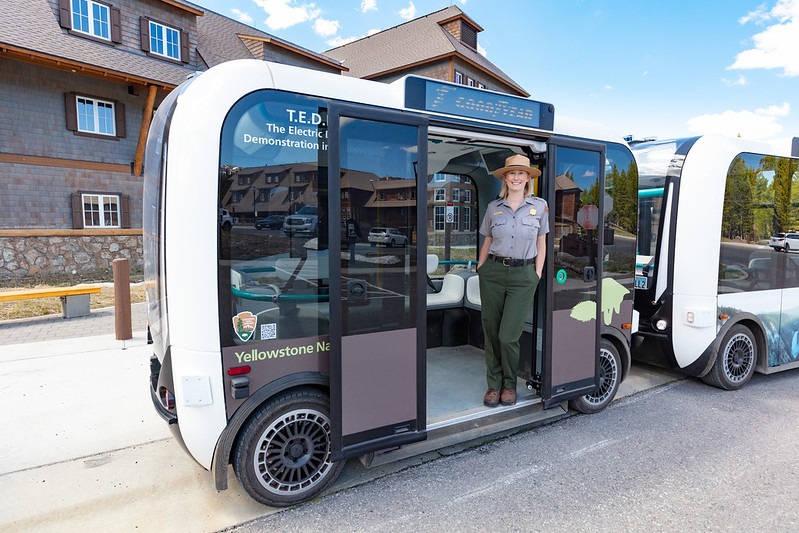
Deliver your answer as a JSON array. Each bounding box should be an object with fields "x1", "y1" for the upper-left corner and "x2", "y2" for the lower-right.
[{"x1": 655, "y1": 319, "x2": 669, "y2": 331}]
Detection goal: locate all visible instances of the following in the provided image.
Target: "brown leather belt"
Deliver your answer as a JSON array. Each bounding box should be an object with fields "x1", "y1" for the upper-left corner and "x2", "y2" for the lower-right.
[{"x1": 488, "y1": 254, "x2": 535, "y2": 267}]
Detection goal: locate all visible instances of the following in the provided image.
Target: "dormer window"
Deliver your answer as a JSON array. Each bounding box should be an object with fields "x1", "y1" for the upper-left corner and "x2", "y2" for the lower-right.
[
  {"x1": 460, "y1": 23, "x2": 477, "y2": 49},
  {"x1": 439, "y1": 14, "x2": 482, "y2": 51},
  {"x1": 59, "y1": 0, "x2": 121, "y2": 43},
  {"x1": 73, "y1": 0, "x2": 110, "y2": 39},
  {"x1": 140, "y1": 17, "x2": 189, "y2": 63},
  {"x1": 149, "y1": 20, "x2": 181, "y2": 61}
]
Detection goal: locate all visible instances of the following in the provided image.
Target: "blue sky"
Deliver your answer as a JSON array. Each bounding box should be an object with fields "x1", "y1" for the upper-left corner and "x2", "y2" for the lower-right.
[{"x1": 192, "y1": 0, "x2": 799, "y2": 150}]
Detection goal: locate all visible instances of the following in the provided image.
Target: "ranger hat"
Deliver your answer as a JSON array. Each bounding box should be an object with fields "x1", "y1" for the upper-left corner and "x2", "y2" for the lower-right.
[{"x1": 492, "y1": 154, "x2": 542, "y2": 179}]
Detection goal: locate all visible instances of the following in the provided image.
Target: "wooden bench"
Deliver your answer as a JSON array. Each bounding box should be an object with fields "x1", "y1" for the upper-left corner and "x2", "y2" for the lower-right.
[{"x1": 0, "y1": 285, "x2": 102, "y2": 318}]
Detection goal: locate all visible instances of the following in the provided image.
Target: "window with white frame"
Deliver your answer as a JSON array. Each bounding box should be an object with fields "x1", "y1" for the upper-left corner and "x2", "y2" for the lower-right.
[
  {"x1": 463, "y1": 189, "x2": 472, "y2": 203},
  {"x1": 82, "y1": 194, "x2": 119, "y2": 228},
  {"x1": 149, "y1": 20, "x2": 181, "y2": 61},
  {"x1": 434, "y1": 188, "x2": 446, "y2": 202},
  {"x1": 452, "y1": 188, "x2": 460, "y2": 202},
  {"x1": 76, "y1": 96, "x2": 116, "y2": 136},
  {"x1": 463, "y1": 206, "x2": 471, "y2": 231},
  {"x1": 71, "y1": 0, "x2": 110, "y2": 40},
  {"x1": 434, "y1": 173, "x2": 447, "y2": 182},
  {"x1": 453, "y1": 206, "x2": 460, "y2": 230},
  {"x1": 434, "y1": 206, "x2": 445, "y2": 231}
]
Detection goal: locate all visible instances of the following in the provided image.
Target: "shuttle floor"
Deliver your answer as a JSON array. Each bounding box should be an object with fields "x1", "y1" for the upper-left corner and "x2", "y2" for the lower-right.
[
  {"x1": 426, "y1": 345, "x2": 537, "y2": 421},
  {"x1": 365, "y1": 345, "x2": 566, "y2": 467}
]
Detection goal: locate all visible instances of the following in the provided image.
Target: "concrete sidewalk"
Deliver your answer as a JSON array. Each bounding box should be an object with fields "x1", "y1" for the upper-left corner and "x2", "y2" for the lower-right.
[{"x1": 0, "y1": 301, "x2": 148, "y2": 345}]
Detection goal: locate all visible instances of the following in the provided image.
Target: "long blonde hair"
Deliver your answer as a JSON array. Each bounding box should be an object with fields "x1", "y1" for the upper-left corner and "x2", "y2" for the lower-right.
[{"x1": 499, "y1": 172, "x2": 533, "y2": 198}]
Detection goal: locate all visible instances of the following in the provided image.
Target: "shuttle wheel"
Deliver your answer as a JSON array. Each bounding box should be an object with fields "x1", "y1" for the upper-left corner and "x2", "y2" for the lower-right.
[
  {"x1": 233, "y1": 388, "x2": 344, "y2": 507},
  {"x1": 702, "y1": 324, "x2": 756, "y2": 390},
  {"x1": 569, "y1": 339, "x2": 620, "y2": 414}
]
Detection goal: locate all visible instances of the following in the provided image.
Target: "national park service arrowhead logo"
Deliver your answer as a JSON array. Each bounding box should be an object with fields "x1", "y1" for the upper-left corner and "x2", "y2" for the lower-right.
[{"x1": 232, "y1": 311, "x2": 257, "y2": 342}]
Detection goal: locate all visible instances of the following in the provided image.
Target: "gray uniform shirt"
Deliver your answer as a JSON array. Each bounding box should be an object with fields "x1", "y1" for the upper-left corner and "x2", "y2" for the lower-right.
[{"x1": 479, "y1": 196, "x2": 550, "y2": 260}]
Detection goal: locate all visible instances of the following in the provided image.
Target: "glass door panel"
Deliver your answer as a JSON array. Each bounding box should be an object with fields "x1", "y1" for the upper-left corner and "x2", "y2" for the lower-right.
[
  {"x1": 544, "y1": 140, "x2": 605, "y2": 406},
  {"x1": 328, "y1": 103, "x2": 428, "y2": 459}
]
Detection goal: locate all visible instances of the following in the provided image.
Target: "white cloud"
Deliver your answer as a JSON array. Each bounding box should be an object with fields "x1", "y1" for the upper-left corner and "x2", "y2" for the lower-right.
[
  {"x1": 326, "y1": 35, "x2": 361, "y2": 47},
  {"x1": 253, "y1": 0, "x2": 321, "y2": 31},
  {"x1": 477, "y1": 43, "x2": 486, "y2": 57},
  {"x1": 314, "y1": 18, "x2": 339, "y2": 37},
  {"x1": 231, "y1": 8, "x2": 254, "y2": 24},
  {"x1": 738, "y1": 3, "x2": 770, "y2": 24},
  {"x1": 686, "y1": 102, "x2": 790, "y2": 139},
  {"x1": 367, "y1": 28, "x2": 380, "y2": 36},
  {"x1": 729, "y1": 0, "x2": 799, "y2": 76},
  {"x1": 399, "y1": 1, "x2": 417, "y2": 20},
  {"x1": 721, "y1": 74, "x2": 748, "y2": 86},
  {"x1": 360, "y1": 0, "x2": 377, "y2": 13},
  {"x1": 603, "y1": 84, "x2": 613, "y2": 90}
]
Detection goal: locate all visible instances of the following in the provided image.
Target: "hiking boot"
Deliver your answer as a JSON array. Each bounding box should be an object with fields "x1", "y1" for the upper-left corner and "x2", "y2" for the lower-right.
[
  {"x1": 500, "y1": 387, "x2": 517, "y2": 406},
  {"x1": 483, "y1": 388, "x2": 500, "y2": 407}
]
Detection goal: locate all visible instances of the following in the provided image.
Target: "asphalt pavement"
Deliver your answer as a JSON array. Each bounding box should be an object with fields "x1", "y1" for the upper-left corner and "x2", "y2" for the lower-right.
[{"x1": 0, "y1": 302, "x2": 682, "y2": 532}]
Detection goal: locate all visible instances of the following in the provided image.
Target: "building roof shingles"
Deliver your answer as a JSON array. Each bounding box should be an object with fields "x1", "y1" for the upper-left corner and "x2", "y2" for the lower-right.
[
  {"x1": 324, "y1": 6, "x2": 527, "y2": 96},
  {"x1": 196, "y1": 9, "x2": 341, "y2": 70},
  {"x1": 0, "y1": 0, "x2": 199, "y2": 87}
]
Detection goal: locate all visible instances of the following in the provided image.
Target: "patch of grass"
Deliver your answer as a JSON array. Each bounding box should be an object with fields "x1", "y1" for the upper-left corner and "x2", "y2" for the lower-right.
[{"x1": 0, "y1": 281, "x2": 146, "y2": 321}]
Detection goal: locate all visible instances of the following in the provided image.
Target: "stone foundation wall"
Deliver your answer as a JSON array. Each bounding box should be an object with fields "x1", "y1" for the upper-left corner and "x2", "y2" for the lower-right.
[{"x1": 0, "y1": 235, "x2": 143, "y2": 280}]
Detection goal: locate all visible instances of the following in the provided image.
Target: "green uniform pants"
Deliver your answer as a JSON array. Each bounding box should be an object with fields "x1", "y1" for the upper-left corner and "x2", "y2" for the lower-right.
[{"x1": 478, "y1": 260, "x2": 539, "y2": 390}]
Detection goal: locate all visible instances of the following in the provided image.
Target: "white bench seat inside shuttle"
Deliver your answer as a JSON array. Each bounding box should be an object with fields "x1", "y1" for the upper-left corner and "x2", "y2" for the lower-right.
[
  {"x1": 426, "y1": 254, "x2": 466, "y2": 310},
  {"x1": 465, "y1": 274, "x2": 481, "y2": 310}
]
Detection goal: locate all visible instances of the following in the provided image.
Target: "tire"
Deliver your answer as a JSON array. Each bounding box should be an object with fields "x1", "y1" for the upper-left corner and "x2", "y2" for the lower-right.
[
  {"x1": 785, "y1": 243, "x2": 791, "y2": 253},
  {"x1": 389, "y1": 239, "x2": 395, "y2": 247},
  {"x1": 569, "y1": 339, "x2": 621, "y2": 414},
  {"x1": 222, "y1": 221, "x2": 232, "y2": 232},
  {"x1": 701, "y1": 324, "x2": 757, "y2": 390},
  {"x1": 233, "y1": 388, "x2": 344, "y2": 507}
]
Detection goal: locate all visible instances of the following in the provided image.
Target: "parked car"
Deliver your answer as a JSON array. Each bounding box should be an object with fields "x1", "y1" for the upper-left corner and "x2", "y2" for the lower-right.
[
  {"x1": 219, "y1": 208, "x2": 234, "y2": 231},
  {"x1": 254, "y1": 215, "x2": 285, "y2": 230},
  {"x1": 785, "y1": 233, "x2": 799, "y2": 252},
  {"x1": 368, "y1": 227, "x2": 408, "y2": 247},
  {"x1": 283, "y1": 206, "x2": 319, "y2": 236},
  {"x1": 769, "y1": 232, "x2": 799, "y2": 251}
]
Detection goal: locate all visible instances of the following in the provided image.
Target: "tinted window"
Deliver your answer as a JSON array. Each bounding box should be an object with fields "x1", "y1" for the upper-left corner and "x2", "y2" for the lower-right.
[
  {"x1": 718, "y1": 152, "x2": 799, "y2": 292},
  {"x1": 218, "y1": 90, "x2": 330, "y2": 348},
  {"x1": 604, "y1": 143, "x2": 638, "y2": 293}
]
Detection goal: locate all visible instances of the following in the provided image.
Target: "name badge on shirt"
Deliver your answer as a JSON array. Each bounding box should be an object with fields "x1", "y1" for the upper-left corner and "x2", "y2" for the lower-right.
[
  {"x1": 530, "y1": 208, "x2": 536, "y2": 215},
  {"x1": 493, "y1": 211, "x2": 503, "y2": 215}
]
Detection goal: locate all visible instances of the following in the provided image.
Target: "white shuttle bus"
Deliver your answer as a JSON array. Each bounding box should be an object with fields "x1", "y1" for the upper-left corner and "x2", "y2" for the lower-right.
[
  {"x1": 143, "y1": 59, "x2": 638, "y2": 506},
  {"x1": 633, "y1": 135, "x2": 799, "y2": 389}
]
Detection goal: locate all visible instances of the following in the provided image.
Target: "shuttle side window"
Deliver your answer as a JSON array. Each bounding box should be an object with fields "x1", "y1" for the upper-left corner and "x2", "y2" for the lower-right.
[
  {"x1": 718, "y1": 153, "x2": 799, "y2": 293},
  {"x1": 218, "y1": 90, "x2": 331, "y2": 348},
  {"x1": 604, "y1": 143, "x2": 638, "y2": 297}
]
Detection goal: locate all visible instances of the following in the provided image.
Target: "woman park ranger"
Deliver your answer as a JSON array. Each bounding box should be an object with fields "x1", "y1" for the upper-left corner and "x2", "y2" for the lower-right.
[{"x1": 477, "y1": 154, "x2": 549, "y2": 407}]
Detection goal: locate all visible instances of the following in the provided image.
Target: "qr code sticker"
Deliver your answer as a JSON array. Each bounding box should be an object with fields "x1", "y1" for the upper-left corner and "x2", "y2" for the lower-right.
[{"x1": 261, "y1": 323, "x2": 277, "y2": 340}]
